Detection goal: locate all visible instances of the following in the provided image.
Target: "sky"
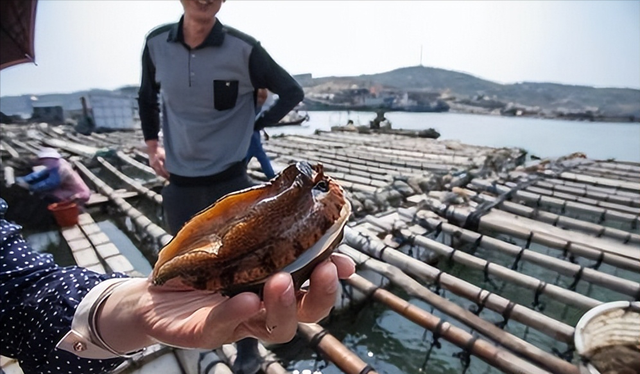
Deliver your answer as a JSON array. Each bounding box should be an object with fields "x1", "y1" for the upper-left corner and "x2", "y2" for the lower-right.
[{"x1": 1, "y1": 0, "x2": 639, "y2": 98}]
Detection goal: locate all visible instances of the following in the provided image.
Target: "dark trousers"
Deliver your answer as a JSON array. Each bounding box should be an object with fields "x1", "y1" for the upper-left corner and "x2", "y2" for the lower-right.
[{"x1": 162, "y1": 172, "x2": 255, "y2": 235}]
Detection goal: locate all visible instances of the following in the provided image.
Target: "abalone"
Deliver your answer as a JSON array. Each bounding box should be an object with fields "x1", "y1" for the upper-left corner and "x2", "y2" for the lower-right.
[{"x1": 152, "y1": 161, "x2": 350, "y2": 295}]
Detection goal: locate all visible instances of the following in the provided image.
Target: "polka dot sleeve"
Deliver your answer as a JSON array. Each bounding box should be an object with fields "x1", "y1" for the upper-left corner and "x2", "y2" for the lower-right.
[{"x1": 0, "y1": 198, "x2": 128, "y2": 374}]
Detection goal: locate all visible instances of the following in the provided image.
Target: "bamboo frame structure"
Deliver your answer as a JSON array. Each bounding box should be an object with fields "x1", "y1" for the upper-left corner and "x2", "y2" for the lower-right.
[
  {"x1": 396, "y1": 206, "x2": 640, "y2": 299},
  {"x1": 470, "y1": 192, "x2": 640, "y2": 245},
  {"x1": 345, "y1": 273, "x2": 559, "y2": 374},
  {"x1": 342, "y1": 228, "x2": 576, "y2": 343}
]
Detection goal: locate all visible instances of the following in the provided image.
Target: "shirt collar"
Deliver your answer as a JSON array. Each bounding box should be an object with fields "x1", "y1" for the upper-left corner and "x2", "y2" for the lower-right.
[{"x1": 167, "y1": 16, "x2": 225, "y2": 48}]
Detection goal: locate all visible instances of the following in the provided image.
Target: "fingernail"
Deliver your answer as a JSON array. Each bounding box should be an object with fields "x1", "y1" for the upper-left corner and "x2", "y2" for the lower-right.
[{"x1": 281, "y1": 282, "x2": 295, "y2": 306}]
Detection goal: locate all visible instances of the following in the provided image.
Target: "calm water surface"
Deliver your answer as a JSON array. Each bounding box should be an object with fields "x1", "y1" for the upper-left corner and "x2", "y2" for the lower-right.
[{"x1": 271, "y1": 111, "x2": 640, "y2": 162}]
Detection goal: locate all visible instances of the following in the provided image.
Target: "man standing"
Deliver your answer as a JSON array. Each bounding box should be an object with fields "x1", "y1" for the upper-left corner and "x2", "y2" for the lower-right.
[{"x1": 137, "y1": 1, "x2": 303, "y2": 372}]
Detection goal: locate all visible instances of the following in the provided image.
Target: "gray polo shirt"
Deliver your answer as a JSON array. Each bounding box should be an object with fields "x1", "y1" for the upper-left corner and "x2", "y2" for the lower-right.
[{"x1": 138, "y1": 17, "x2": 303, "y2": 178}]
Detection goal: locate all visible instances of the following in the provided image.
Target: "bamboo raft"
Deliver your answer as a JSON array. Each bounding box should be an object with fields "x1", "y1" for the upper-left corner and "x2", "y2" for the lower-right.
[{"x1": 1, "y1": 122, "x2": 638, "y2": 374}]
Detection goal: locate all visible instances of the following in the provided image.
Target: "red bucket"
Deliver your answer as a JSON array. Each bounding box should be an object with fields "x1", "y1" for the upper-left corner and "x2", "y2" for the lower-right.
[{"x1": 47, "y1": 201, "x2": 79, "y2": 227}]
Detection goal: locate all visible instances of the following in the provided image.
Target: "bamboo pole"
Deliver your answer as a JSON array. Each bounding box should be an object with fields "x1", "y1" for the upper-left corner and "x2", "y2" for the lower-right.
[
  {"x1": 575, "y1": 165, "x2": 640, "y2": 182},
  {"x1": 4, "y1": 166, "x2": 15, "y2": 187},
  {"x1": 342, "y1": 228, "x2": 576, "y2": 343},
  {"x1": 555, "y1": 171, "x2": 640, "y2": 193},
  {"x1": 398, "y1": 206, "x2": 640, "y2": 299},
  {"x1": 216, "y1": 344, "x2": 289, "y2": 374},
  {"x1": 366, "y1": 215, "x2": 603, "y2": 309},
  {"x1": 472, "y1": 179, "x2": 640, "y2": 228},
  {"x1": 523, "y1": 185, "x2": 640, "y2": 216},
  {"x1": 73, "y1": 160, "x2": 173, "y2": 247},
  {"x1": 594, "y1": 161, "x2": 640, "y2": 174},
  {"x1": 267, "y1": 139, "x2": 451, "y2": 175},
  {"x1": 297, "y1": 323, "x2": 378, "y2": 374},
  {"x1": 533, "y1": 180, "x2": 640, "y2": 208},
  {"x1": 268, "y1": 137, "x2": 470, "y2": 169},
  {"x1": 432, "y1": 197, "x2": 640, "y2": 273},
  {"x1": 116, "y1": 150, "x2": 164, "y2": 181},
  {"x1": 542, "y1": 177, "x2": 640, "y2": 200},
  {"x1": 10, "y1": 139, "x2": 39, "y2": 154},
  {"x1": 345, "y1": 273, "x2": 557, "y2": 374},
  {"x1": 97, "y1": 156, "x2": 163, "y2": 205},
  {"x1": 0, "y1": 140, "x2": 20, "y2": 158},
  {"x1": 471, "y1": 192, "x2": 640, "y2": 246}
]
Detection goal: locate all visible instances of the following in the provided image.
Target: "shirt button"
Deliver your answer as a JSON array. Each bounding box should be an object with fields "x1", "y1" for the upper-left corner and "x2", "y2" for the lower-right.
[
  {"x1": 73, "y1": 341, "x2": 86, "y2": 352},
  {"x1": 191, "y1": 54, "x2": 196, "y2": 58},
  {"x1": 190, "y1": 72, "x2": 195, "y2": 76}
]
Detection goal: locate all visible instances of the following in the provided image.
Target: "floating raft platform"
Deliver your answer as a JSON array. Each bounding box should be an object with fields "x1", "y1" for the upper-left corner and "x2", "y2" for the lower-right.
[{"x1": 1, "y1": 122, "x2": 638, "y2": 374}]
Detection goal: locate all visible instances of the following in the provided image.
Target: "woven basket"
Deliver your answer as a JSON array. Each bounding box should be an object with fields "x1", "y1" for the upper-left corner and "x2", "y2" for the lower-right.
[{"x1": 574, "y1": 301, "x2": 640, "y2": 374}]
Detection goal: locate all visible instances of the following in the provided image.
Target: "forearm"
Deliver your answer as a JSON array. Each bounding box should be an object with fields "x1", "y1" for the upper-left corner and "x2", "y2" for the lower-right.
[
  {"x1": 145, "y1": 139, "x2": 160, "y2": 155},
  {"x1": 96, "y1": 278, "x2": 156, "y2": 353},
  {"x1": 29, "y1": 168, "x2": 61, "y2": 192}
]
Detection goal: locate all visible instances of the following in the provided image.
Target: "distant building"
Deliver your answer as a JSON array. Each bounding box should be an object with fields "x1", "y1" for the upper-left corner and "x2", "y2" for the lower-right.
[
  {"x1": 86, "y1": 92, "x2": 137, "y2": 131},
  {"x1": 31, "y1": 99, "x2": 65, "y2": 124}
]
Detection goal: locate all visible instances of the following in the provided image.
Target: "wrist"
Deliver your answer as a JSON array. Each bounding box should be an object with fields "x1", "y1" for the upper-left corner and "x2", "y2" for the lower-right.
[
  {"x1": 97, "y1": 278, "x2": 155, "y2": 353},
  {"x1": 145, "y1": 140, "x2": 159, "y2": 154}
]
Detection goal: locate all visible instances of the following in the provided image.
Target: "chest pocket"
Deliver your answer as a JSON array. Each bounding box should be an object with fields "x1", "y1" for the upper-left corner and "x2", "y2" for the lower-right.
[{"x1": 213, "y1": 80, "x2": 239, "y2": 110}]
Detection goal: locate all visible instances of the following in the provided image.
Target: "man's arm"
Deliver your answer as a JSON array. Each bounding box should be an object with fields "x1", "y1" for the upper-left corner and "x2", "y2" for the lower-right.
[
  {"x1": 249, "y1": 44, "x2": 304, "y2": 131},
  {"x1": 137, "y1": 44, "x2": 161, "y2": 142}
]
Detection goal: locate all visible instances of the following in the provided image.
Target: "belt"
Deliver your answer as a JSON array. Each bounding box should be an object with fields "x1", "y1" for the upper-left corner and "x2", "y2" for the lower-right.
[{"x1": 169, "y1": 161, "x2": 247, "y2": 187}]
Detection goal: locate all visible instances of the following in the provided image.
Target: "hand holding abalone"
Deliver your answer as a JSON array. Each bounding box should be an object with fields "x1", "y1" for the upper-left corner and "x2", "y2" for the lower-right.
[{"x1": 152, "y1": 162, "x2": 350, "y2": 295}]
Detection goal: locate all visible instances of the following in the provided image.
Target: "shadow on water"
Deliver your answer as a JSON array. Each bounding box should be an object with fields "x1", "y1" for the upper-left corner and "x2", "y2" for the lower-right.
[{"x1": 23, "y1": 229, "x2": 76, "y2": 267}]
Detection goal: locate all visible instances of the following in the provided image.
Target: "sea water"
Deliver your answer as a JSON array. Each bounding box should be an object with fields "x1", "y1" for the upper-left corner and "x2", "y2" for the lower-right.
[{"x1": 269, "y1": 111, "x2": 640, "y2": 162}]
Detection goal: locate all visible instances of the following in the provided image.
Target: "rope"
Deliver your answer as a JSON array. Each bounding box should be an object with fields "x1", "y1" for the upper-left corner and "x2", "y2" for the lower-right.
[
  {"x1": 589, "y1": 252, "x2": 605, "y2": 270},
  {"x1": 433, "y1": 221, "x2": 444, "y2": 240},
  {"x1": 470, "y1": 235, "x2": 483, "y2": 254},
  {"x1": 495, "y1": 301, "x2": 516, "y2": 329},
  {"x1": 430, "y1": 271, "x2": 444, "y2": 295},
  {"x1": 568, "y1": 266, "x2": 585, "y2": 291},
  {"x1": 483, "y1": 262, "x2": 500, "y2": 289},
  {"x1": 598, "y1": 210, "x2": 606, "y2": 224},
  {"x1": 532, "y1": 282, "x2": 547, "y2": 312},
  {"x1": 560, "y1": 241, "x2": 576, "y2": 263},
  {"x1": 552, "y1": 342, "x2": 576, "y2": 363},
  {"x1": 464, "y1": 178, "x2": 540, "y2": 231},
  {"x1": 469, "y1": 289, "x2": 490, "y2": 316},
  {"x1": 452, "y1": 334, "x2": 478, "y2": 373},
  {"x1": 308, "y1": 328, "x2": 330, "y2": 348},
  {"x1": 447, "y1": 249, "x2": 457, "y2": 265},
  {"x1": 524, "y1": 232, "x2": 534, "y2": 249},
  {"x1": 510, "y1": 247, "x2": 527, "y2": 270},
  {"x1": 358, "y1": 364, "x2": 376, "y2": 374}
]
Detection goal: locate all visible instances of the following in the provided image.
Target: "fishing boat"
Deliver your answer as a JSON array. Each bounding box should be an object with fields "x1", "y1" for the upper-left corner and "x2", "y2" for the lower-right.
[{"x1": 276, "y1": 110, "x2": 309, "y2": 126}]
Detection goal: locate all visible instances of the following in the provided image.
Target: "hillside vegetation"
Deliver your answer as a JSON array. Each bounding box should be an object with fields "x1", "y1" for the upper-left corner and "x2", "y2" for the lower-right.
[{"x1": 299, "y1": 66, "x2": 640, "y2": 121}]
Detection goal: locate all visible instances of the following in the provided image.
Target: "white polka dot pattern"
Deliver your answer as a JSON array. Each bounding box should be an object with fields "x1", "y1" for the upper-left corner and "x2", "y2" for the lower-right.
[{"x1": 0, "y1": 198, "x2": 128, "y2": 373}]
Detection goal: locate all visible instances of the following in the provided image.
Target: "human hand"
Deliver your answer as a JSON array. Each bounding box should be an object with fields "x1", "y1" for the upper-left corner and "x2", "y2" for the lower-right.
[
  {"x1": 147, "y1": 146, "x2": 169, "y2": 179},
  {"x1": 97, "y1": 253, "x2": 355, "y2": 353}
]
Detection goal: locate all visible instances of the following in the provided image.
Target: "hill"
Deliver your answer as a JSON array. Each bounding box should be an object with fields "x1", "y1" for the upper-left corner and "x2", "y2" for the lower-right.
[
  {"x1": 2, "y1": 67, "x2": 638, "y2": 122},
  {"x1": 300, "y1": 66, "x2": 640, "y2": 121}
]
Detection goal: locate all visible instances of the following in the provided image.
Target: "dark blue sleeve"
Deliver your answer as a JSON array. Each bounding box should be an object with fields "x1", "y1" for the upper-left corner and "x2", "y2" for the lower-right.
[
  {"x1": 249, "y1": 44, "x2": 304, "y2": 131},
  {"x1": 28, "y1": 167, "x2": 62, "y2": 193},
  {"x1": 22, "y1": 169, "x2": 50, "y2": 185},
  {"x1": 0, "y1": 198, "x2": 128, "y2": 374},
  {"x1": 137, "y1": 43, "x2": 162, "y2": 142}
]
